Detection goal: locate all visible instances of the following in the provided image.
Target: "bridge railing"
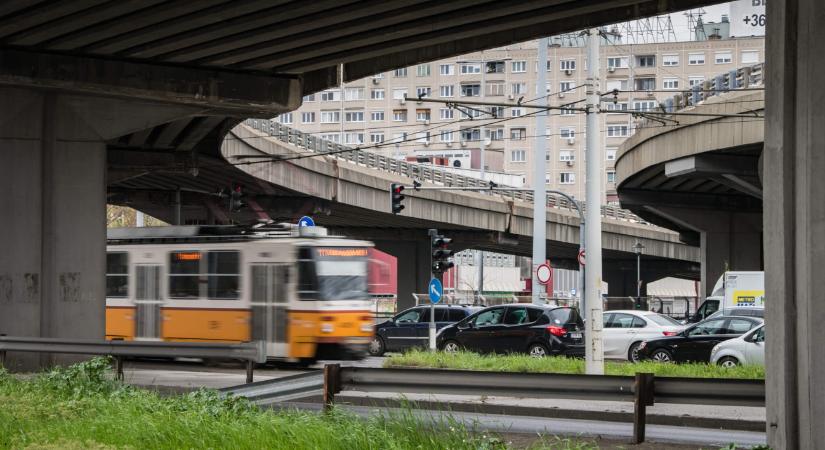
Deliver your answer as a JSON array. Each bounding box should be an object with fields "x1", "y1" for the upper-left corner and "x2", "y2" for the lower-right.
[
  {"x1": 654, "y1": 63, "x2": 764, "y2": 114},
  {"x1": 243, "y1": 119, "x2": 648, "y2": 224}
]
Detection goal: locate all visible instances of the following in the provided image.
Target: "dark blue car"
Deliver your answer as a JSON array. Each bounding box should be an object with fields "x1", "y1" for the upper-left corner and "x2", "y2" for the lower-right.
[{"x1": 369, "y1": 305, "x2": 480, "y2": 356}]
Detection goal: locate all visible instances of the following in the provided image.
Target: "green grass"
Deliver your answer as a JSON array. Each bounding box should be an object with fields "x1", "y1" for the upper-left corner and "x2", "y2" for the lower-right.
[
  {"x1": 385, "y1": 349, "x2": 765, "y2": 379},
  {"x1": 0, "y1": 358, "x2": 606, "y2": 450}
]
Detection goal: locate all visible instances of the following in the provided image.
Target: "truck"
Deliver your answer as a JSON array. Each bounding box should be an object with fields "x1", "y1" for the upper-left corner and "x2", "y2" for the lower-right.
[{"x1": 687, "y1": 271, "x2": 765, "y2": 323}]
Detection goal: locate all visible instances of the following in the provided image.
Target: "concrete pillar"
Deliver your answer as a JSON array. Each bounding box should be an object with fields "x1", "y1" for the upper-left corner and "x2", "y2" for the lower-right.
[
  {"x1": 0, "y1": 88, "x2": 106, "y2": 369},
  {"x1": 372, "y1": 239, "x2": 431, "y2": 312},
  {"x1": 764, "y1": 1, "x2": 825, "y2": 447}
]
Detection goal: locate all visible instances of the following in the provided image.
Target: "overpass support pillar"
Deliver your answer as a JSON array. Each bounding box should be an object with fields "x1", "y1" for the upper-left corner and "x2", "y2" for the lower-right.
[
  {"x1": 603, "y1": 268, "x2": 646, "y2": 298},
  {"x1": 765, "y1": 1, "x2": 825, "y2": 447},
  {"x1": 372, "y1": 239, "x2": 431, "y2": 312}
]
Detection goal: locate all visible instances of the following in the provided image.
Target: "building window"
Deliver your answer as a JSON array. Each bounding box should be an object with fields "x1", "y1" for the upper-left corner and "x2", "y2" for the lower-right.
[
  {"x1": 606, "y1": 148, "x2": 617, "y2": 160},
  {"x1": 663, "y1": 78, "x2": 679, "y2": 90},
  {"x1": 320, "y1": 133, "x2": 340, "y2": 143},
  {"x1": 559, "y1": 81, "x2": 575, "y2": 93},
  {"x1": 688, "y1": 52, "x2": 705, "y2": 65},
  {"x1": 511, "y1": 82, "x2": 526, "y2": 95},
  {"x1": 460, "y1": 84, "x2": 480, "y2": 97},
  {"x1": 607, "y1": 125, "x2": 629, "y2": 137},
  {"x1": 460, "y1": 127, "x2": 480, "y2": 142},
  {"x1": 439, "y1": 130, "x2": 454, "y2": 142},
  {"x1": 394, "y1": 68, "x2": 407, "y2": 77},
  {"x1": 511, "y1": 108, "x2": 523, "y2": 117},
  {"x1": 344, "y1": 132, "x2": 365, "y2": 145},
  {"x1": 392, "y1": 132, "x2": 407, "y2": 144},
  {"x1": 741, "y1": 50, "x2": 760, "y2": 64},
  {"x1": 636, "y1": 55, "x2": 656, "y2": 67},
  {"x1": 392, "y1": 88, "x2": 408, "y2": 100},
  {"x1": 303, "y1": 94, "x2": 316, "y2": 102},
  {"x1": 440, "y1": 108, "x2": 454, "y2": 120},
  {"x1": 559, "y1": 107, "x2": 576, "y2": 116},
  {"x1": 607, "y1": 57, "x2": 628, "y2": 69},
  {"x1": 662, "y1": 54, "x2": 679, "y2": 66},
  {"x1": 605, "y1": 79, "x2": 629, "y2": 92},
  {"x1": 510, "y1": 128, "x2": 526, "y2": 140},
  {"x1": 488, "y1": 106, "x2": 504, "y2": 118},
  {"x1": 106, "y1": 252, "x2": 128, "y2": 298},
  {"x1": 511, "y1": 61, "x2": 527, "y2": 73},
  {"x1": 344, "y1": 87, "x2": 365, "y2": 101},
  {"x1": 545, "y1": 127, "x2": 551, "y2": 139},
  {"x1": 439, "y1": 64, "x2": 454, "y2": 75},
  {"x1": 607, "y1": 171, "x2": 616, "y2": 184},
  {"x1": 439, "y1": 85, "x2": 454, "y2": 97},
  {"x1": 560, "y1": 127, "x2": 575, "y2": 138},
  {"x1": 370, "y1": 110, "x2": 384, "y2": 121},
  {"x1": 545, "y1": 174, "x2": 552, "y2": 185},
  {"x1": 511, "y1": 149, "x2": 526, "y2": 162},
  {"x1": 560, "y1": 59, "x2": 576, "y2": 71},
  {"x1": 689, "y1": 76, "x2": 705, "y2": 87},
  {"x1": 559, "y1": 150, "x2": 574, "y2": 162},
  {"x1": 416, "y1": 109, "x2": 431, "y2": 122},
  {"x1": 416, "y1": 86, "x2": 431, "y2": 98},
  {"x1": 370, "y1": 89, "x2": 385, "y2": 100},
  {"x1": 486, "y1": 128, "x2": 504, "y2": 141},
  {"x1": 457, "y1": 106, "x2": 481, "y2": 119},
  {"x1": 459, "y1": 63, "x2": 481, "y2": 74},
  {"x1": 559, "y1": 172, "x2": 576, "y2": 184},
  {"x1": 486, "y1": 81, "x2": 505, "y2": 96},
  {"x1": 344, "y1": 110, "x2": 364, "y2": 122},
  {"x1": 320, "y1": 111, "x2": 340, "y2": 123},
  {"x1": 416, "y1": 131, "x2": 430, "y2": 143},
  {"x1": 370, "y1": 132, "x2": 384, "y2": 144},
  {"x1": 301, "y1": 112, "x2": 315, "y2": 124},
  {"x1": 277, "y1": 113, "x2": 292, "y2": 124},
  {"x1": 417, "y1": 64, "x2": 431, "y2": 77},
  {"x1": 603, "y1": 102, "x2": 628, "y2": 112},
  {"x1": 392, "y1": 110, "x2": 407, "y2": 122},
  {"x1": 635, "y1": 78, "x2": 656, "y2": 91},
  {"x1": 320, "y1": 90, "x2": 340, "y2": 102},
  {"x1": 715, "y1": 51, "x2": 732, "y2": 64},
  {"x1": 485, "y1": 60, "x2": 505, "y2": 73},
  {"x1": 633, "y1": 100, "x2": 657, "y2": 112},
  {"x1": 372, "y1": 73, "x2": 383, "y2": 79}
]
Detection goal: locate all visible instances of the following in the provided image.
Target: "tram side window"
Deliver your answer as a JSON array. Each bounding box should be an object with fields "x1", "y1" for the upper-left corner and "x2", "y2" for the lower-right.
[
  {"x1": 106, "y1": 252, "x2": 128, "y2": 297},
  {"x1": 207, "y1": 251, "x2": 240, "y2": 299},
  {"x1": 298, "y1": 247, "x2": 318, "y2": 301},
  {"x1": 169, "y1": 251, "x2": 201, "y2": 299}
]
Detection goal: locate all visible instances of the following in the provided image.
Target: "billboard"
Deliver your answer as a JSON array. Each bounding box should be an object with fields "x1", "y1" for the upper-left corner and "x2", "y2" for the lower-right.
[{"x1": 730, "y1": 0, "x2": 766, "y2": 37}]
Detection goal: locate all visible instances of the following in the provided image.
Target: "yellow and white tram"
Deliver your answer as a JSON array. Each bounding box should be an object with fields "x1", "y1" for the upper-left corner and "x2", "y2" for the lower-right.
[{"x1": 105, "y1": 224, "x2": 374, "y2": 363}]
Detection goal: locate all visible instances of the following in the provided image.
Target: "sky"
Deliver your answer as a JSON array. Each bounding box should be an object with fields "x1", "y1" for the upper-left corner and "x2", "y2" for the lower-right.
[{"x1": 668, "y1": 4, "x2": 732, "y2": 40}]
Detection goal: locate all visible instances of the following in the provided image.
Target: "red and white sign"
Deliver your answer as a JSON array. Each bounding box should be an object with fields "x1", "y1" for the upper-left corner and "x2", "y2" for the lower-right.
[
  {"x1": 577, "y1": 249, "x2": 586, "y2": 266},
  {"x1": 536, "y1": 263, "x2": 552, "y2": 285}
]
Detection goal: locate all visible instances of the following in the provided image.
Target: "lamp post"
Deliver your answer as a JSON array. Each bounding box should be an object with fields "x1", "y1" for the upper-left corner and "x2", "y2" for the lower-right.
[{"x1": 632, "y1": 241, "x2": 645, "y2": 303}]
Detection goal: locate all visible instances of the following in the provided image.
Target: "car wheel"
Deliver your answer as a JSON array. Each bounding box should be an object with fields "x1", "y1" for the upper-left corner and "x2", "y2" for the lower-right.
[
  {"x1": 718, "y1": 356, "x2": 740, "y2": 368},
  {"x1": 368, "y1": 336, "x2": 385, "y2": 356},
  {"x1": 628, "y1": 341, "x2": 644, "y2": 363},
  {"x1": 441, "y1": 340, "x2": 461, "y2": 354},
  {"x1": 528, "y1": 343, "x2": 549, "y2": 358},
  {"x1": 650, "y1": 348, "x2": 673, "y2": 363}
]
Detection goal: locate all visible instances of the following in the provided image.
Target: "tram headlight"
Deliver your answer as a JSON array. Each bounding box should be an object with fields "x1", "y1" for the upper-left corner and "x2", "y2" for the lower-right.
[
  {"x1": 361, "y1": 324, "x2": 373, "y2": 333},
  {"x1": 321, "y1": 323, "x2": 334, "y2": 333}
]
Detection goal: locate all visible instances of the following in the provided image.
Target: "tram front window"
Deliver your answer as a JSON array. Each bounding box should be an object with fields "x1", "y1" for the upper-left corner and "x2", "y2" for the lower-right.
[{"x1": 299, "y1": 247, "x2": 368, "y2": 301}]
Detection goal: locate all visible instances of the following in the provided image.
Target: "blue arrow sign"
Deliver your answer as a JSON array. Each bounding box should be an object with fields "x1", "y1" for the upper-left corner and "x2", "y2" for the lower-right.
[
  {"x1": 298, "y1": 216, "x2": 315, "y2": 227},
  {"x1": 428, "y1": 278, "x2": 443, "y2": 304}
]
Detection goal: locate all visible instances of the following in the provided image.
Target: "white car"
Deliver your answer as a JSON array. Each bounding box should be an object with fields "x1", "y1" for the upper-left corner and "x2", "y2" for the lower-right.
[
  {"x1": 602, "y1": 310, "x2": 687, "y2": 362},
  {"x1": 710, "y1": 324, "x2": 765, "y2": 367}
]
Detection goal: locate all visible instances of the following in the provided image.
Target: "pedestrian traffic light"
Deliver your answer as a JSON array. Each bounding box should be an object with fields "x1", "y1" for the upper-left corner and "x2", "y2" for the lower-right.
[
  {"x1": 431, "y1": 234, "x2": 454, "y2": 275},
  {"x1": 229, "y1": 184, "x2": 246, "y2": 212},
  {"x1": 390, "y1": 183, "x2": 405, "y2": 214}
]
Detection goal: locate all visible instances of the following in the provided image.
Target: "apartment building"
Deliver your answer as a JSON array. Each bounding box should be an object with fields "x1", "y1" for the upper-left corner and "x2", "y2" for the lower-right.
[{"x1": 281, "y1": 35, "x2": 764, "y2": 204}]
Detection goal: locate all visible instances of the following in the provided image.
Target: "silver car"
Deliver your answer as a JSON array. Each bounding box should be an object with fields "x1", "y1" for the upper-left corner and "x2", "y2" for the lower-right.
[
  {"x1": 710, "y1": 324, "x2": 765, "y2": 367},
  {"x1": 602, "y1": 310, "x2": 686, "y2": 362}
]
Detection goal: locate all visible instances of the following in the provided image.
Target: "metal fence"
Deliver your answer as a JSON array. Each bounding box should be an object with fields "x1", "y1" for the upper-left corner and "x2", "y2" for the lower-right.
[
  {"x1": 321, "y1": 365, "x2": 765, "y2": 444},
  {"x1": 242, "y1": 119, "x2": 646, "y2": 224},
  {"x1": 650, "y1": 63, "x2": 764, "y2": 114}
]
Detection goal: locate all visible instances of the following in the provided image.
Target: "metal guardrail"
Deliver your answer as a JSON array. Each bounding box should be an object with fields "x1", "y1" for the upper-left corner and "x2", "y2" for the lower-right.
[
  {"x1": 654, "y1": 63, "x2": 765, "y2": 114},
  {"x1": 0, "y1": 336, "x2": 267, "y2": 383},
  {"x1": 242, "y1": 119, "x2": 647, "y2": 224},
  {"x1": 220, "y1": 370, "x2": 323, "y2": 404},
  {"x1": 321, "y1": 365, "x2": 765, "y2": 444}
]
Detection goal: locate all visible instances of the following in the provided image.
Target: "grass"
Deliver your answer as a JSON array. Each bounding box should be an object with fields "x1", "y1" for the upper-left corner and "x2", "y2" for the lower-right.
[
  {"x1": 0, "y1": 357, "x2": 607, "y2": 450},
  {"x1": 385, "y1": 349, "x2": 765, "y2": 379}
]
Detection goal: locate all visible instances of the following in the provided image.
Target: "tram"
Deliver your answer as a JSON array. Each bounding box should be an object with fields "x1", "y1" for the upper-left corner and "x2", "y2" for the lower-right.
[{"x1": 104, "y1": 224, "x2": 374, "y2": 363}]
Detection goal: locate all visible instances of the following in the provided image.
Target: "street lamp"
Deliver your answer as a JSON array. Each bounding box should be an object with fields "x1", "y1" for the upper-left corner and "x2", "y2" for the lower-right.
[{"x1": 632, "y1": 241, "x2": 645, "y2": 305}]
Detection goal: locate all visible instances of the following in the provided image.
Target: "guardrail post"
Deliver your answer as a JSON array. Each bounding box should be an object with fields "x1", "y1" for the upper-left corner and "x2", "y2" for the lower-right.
[
  {"x1": 632, "y1": 372, "x2": 655, "y2": 444},
  {"x1": 323, "y1": 363, "x2": 341, "y2": 412},
  {"x1": 246, "y1": 359, "x2": 255, "y2": 384},
  {"x1": 114, "y1": 356, "x2": 124, "y2": 381}
]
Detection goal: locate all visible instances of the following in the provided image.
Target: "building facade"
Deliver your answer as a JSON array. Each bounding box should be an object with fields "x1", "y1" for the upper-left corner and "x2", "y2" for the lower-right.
[{"x1": 280, "y1": 35, "x2": 764, "y2": 204}]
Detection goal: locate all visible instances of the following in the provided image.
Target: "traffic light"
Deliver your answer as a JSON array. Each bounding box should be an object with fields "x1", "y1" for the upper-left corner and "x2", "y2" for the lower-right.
[
  {"x1": 431, "y1": 234, "x2": 454, "y2": 275},
  {"x1": 229, "y1": 184, "x2": 246, "y2": 212},
  {"x1": 390, "y1": 183, "x2": 405, "y2": 214}
]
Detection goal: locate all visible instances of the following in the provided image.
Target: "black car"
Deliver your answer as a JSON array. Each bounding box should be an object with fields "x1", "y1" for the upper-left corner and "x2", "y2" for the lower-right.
[
  {"x1": 369, "y1": 305, "x2": 480, "y2": 356},
  {"x1": 637, "y1": 316, "x2": 763, "y2": 363},
  {"x1": 435, "y1": 304, "x2": 585, "y2": 357}
]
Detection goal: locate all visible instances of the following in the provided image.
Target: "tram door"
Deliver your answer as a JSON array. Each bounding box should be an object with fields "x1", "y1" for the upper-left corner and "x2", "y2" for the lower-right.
[
  {"x1": 134, "y1": 265, "x2": 162, "y2": 340},
  {"x1": 251, "y1": 264, "x2": 290, "y2": 357}
]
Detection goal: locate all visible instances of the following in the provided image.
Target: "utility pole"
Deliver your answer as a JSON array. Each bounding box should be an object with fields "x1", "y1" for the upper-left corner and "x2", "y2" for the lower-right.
[
  {"x1": 479, "y1": 50, "x2": 486, "y2": 181},
  {"x1": 531, "y1": 38, "x2": 549, "y2": 306},
  {"x1": 584, "y1": 28, "x2": 604, "y2": 374}
]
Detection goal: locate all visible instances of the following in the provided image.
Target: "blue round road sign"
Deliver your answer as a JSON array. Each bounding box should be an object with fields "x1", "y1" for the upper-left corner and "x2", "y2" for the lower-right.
[
  {"x1": 428, "y1": 278, "x2": 443, "y2": 304},
  {"x1": 298, "y1": 216, "x2": 315, "y2": 227}
]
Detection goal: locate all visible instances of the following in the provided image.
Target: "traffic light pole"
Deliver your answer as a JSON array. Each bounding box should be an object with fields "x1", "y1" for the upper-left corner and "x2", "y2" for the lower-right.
[{"x1": 427, "y1": 228, "x2": 439, "y2": 351}]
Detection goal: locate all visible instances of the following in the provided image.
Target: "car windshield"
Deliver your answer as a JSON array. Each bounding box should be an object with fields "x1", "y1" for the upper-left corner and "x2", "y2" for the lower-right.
[
  {"x1": 645, "y1": 314, "x2": 682, "y2": 326},
  {"x1": 298, "y1": 247, "x2": 369, "y2": 301}
]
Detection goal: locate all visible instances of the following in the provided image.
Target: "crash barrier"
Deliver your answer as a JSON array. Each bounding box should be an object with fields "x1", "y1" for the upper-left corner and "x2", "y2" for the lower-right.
[
  {"x1": 0, "y1": 336, "x2": 267, "y2": 383},
  {"x1": 220, "y1": 370, "x2": 324, "y2": 404},
  {"x1": 321, "y1": 365, "x2": 765, "y2": 444}
]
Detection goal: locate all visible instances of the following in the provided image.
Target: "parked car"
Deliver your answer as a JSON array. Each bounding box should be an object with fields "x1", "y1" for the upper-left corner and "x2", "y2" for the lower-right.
[
  {"x1": 436, "y1": 304, "x2": 584, "y2": 357},
  {"x1": 637, "y1": 316, "x2": 763, "y2": 363},
  {"x1": 602, "y1": 310, "x2": 686, "y2": 362},
  {"x1": 369, "y1": 305, "x2": 480, "y2": 356},
  {"x1": 710, "y1": 324, "x2": 765, "y2": 367}
]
